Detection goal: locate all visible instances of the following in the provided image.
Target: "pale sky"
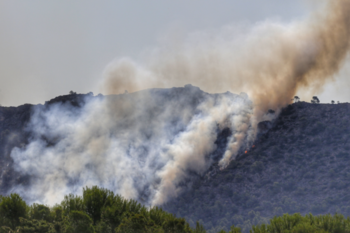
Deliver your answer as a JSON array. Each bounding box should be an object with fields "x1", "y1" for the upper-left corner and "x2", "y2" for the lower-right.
[{"x1": 1, "y1": 0, "x2": 346, "y2": 106}]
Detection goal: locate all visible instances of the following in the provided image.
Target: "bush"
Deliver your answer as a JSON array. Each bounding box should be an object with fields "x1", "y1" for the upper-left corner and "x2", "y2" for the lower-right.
[{"x1": 251, "y1": 213, "x2": 350, "y2": 233}]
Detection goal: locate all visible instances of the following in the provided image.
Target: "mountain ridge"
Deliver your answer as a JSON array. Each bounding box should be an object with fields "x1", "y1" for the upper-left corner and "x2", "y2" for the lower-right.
[{"x1": 1, "y1": 87, "x2": 349, "y2": 233}]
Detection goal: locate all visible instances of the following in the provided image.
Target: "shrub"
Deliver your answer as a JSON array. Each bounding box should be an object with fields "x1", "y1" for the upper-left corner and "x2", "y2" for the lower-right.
[{"x1": 251, "y1": 213, "x2": 350, "y2": 233}]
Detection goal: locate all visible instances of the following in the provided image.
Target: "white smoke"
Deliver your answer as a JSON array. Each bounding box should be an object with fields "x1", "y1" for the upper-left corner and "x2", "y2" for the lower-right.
[
  {"x1": 10, "y1": 87, "x2": 255, "y2": 206},
  {"x1": 103, "y1": 0, "x2": 350, "y2": 114}
]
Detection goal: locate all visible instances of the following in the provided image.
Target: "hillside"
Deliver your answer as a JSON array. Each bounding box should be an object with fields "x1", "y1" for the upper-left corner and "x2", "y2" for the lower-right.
[
  {"x1": 0, "y1": 93, "x2": 93, "y2": 192},
  {"x1": 163, "y1": 101, "x2": 350, "y2": 232},
  {"x1": 1, "y1": 89, "x2": 350, "y2": 233}
]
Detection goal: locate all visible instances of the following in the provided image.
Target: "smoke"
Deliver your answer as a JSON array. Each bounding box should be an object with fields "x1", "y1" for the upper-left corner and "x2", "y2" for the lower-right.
[
  {"x1": 10, "y1": 88, "x2": 255, "y2": 206},
  {"x1": 103, "y1": 0, "x2": 350, "y2": 113},
  {"x1": 9, "y1": 0, "x2": 350, "y2": 206}
]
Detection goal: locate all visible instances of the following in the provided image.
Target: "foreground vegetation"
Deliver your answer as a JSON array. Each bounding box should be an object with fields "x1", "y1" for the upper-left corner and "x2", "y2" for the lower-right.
[
  {"x1": 0, "y1": 186, "x2": 237, "y2": 233},
  {"x1": 1, "y1": 186, "x2": 350, "y2": 233}
]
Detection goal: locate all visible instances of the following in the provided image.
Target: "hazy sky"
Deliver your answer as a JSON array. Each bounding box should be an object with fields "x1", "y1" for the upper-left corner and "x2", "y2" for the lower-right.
[{"x1": 1, "y1": 0, "x2": 347, "y2": 106}]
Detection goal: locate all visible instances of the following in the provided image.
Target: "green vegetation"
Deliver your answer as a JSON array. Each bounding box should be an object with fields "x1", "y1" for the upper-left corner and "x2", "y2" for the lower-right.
[
  {"x1": 0, "y1": 186, "x2": 240, "y2": 233},
  {"x1": 252, "y1": 213, "x2": 350, "y2": 233},
  {"x1": 1, "y1": 187, "x2": 350, "y2": 233}
]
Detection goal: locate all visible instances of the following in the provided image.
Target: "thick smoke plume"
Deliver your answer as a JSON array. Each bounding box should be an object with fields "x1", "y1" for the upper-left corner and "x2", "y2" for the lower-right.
[
  {"x1": 9, "y1": 0, "x2": 350, "y2": 206},
  {"x1": 11, "y1": 88, "x2": 255, "y2": 206},
  {"x1": 104, "y1": 0, "x2": 350, "y2": 113}
]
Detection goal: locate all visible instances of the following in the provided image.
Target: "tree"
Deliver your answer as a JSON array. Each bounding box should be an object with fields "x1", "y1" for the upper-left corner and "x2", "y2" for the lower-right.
[
  {"x1": 294, "y1": 96, "x2": 300, "y2": 103},
  {"x1": 331, "y1": 100, "x2": 335, "y2": 104},
  {"x1": 16, "y1": 217, "x2": 52, "y2": 233},
  {"x1": 0, "y1": 193, "x2": 28, "y2": 229},
  {"x1": 30, "y1": 204, "x2": 52, "y2": 222},
  {"x1": 64, "y1": 211, "x2": 95, "y2": 233},
  {"x1": 311, "y1": 96, "x2": 320, "y2": 104},
  {"x1": 162, "y1": 217, "x2": 192, "y2": 233},
  {"x1": 61, "y1": 194, "x2": 84, "y2": 216},
  {"x1": 194, "y1": 221, "x2": 206, "y2": 233},
  {"x1": 229, "y1": 225, "x2": 242, "y2": 233},
  {"x1": 115, "y1": 213, "x2": 161, "y2": 233},
  {"x1": 83, "y1": 186, "x2": 115, "y2": 225},
  {"x1": 69, "y1": 91, "x2": 76, "y2": 95}
]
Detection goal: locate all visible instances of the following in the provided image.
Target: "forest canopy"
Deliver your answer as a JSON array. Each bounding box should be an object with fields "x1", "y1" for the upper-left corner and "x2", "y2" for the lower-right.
[{"x1": 0, "y1": 186, "x2": 350, "y2": 233}]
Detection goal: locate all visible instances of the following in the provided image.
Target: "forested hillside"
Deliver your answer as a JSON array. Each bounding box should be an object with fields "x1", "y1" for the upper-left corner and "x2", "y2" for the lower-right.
[{"x1": 163, "y1": 102, "x2": 350, "y2": 232}]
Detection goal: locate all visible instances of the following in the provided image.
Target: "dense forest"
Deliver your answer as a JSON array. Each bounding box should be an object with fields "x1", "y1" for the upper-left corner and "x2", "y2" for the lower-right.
[{"x1": 1, "y1": 186, "x2": 350, "y2": 233}]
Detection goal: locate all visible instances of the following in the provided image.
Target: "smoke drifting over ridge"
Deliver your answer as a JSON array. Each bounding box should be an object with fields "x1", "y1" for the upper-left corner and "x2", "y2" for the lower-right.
[
  {"x1": 104, "y1": 0, "x2": 350, "y2": 113},
  {"x1": 8, "y1": 0, "x2": 350, "y2": 206},
  {"x1": 11, "y1": 88, "x2": 255, "y2": 206}
]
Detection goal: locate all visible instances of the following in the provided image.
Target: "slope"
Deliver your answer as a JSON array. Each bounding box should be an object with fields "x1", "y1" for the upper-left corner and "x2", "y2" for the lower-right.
[{"x1": 162, "y1": 102, "x2": 350, "y2": 232}]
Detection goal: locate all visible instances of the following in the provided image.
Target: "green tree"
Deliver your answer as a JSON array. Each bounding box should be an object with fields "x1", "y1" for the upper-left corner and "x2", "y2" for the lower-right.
[
  {"x1": 94, "y1": 220, "x2": 112, "y2": 233},
  {"x1": 194, "y1": 221, "x2": 206, "y2": 233},
  {"x1": 30, "y1": 204, "x2": 52, "y2": 222},
  {"x1": 61, "y1": 194, "x2": 84, "y2": 216},
  {"x1": 115, "y1": 213, "x2": 160, "y2": 233},
  {"x1": 162, "y1": 217, "x2": 192, "y2": 233},
  {"x1": 228, "y1": 225, "x2": 242, "y2": 233},
  {"x1": 83, "y1": 186, "x2": 114, "y2": 224},
  {"x1": 0, "y1": 193, "x2": 28, "y2": 229},
  {"x1": 16, "y1": 217, "x2": 53, "y2": 233},
  {"x1": 64, "y1": 210, "x2": 95, "y2": 233},
  {"x1": 101, "y1": 196, "x2": 147, "y2": 230}
]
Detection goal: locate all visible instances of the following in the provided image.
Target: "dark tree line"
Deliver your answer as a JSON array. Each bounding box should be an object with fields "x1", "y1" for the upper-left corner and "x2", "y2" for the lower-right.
[
  {"x1": 0, "y1": 186, "x2": 241, "y2": 233},
  {"x1": 1, "y1": 186, "x2": 350, "y2": 233}
]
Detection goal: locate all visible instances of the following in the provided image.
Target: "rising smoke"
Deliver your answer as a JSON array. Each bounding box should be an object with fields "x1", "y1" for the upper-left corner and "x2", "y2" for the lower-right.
[
  {"x1": 104, "y1": 0, "x2": 350, "y2": 113},
  {"x1": 11, "y1": 88, "x2": 255, "y2": 206},
  {"x1": 9, "y1": 0, "x2": 350, "y2": 206}
]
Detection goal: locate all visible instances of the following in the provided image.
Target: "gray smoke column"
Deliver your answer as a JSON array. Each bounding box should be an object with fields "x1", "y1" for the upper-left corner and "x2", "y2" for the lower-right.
[
  {"x1": 103, "y1": 0, "x2": 350, "y2": 114},
  {"x1": 9, "y1": 0, "x2": 350, "y2": 206}
]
